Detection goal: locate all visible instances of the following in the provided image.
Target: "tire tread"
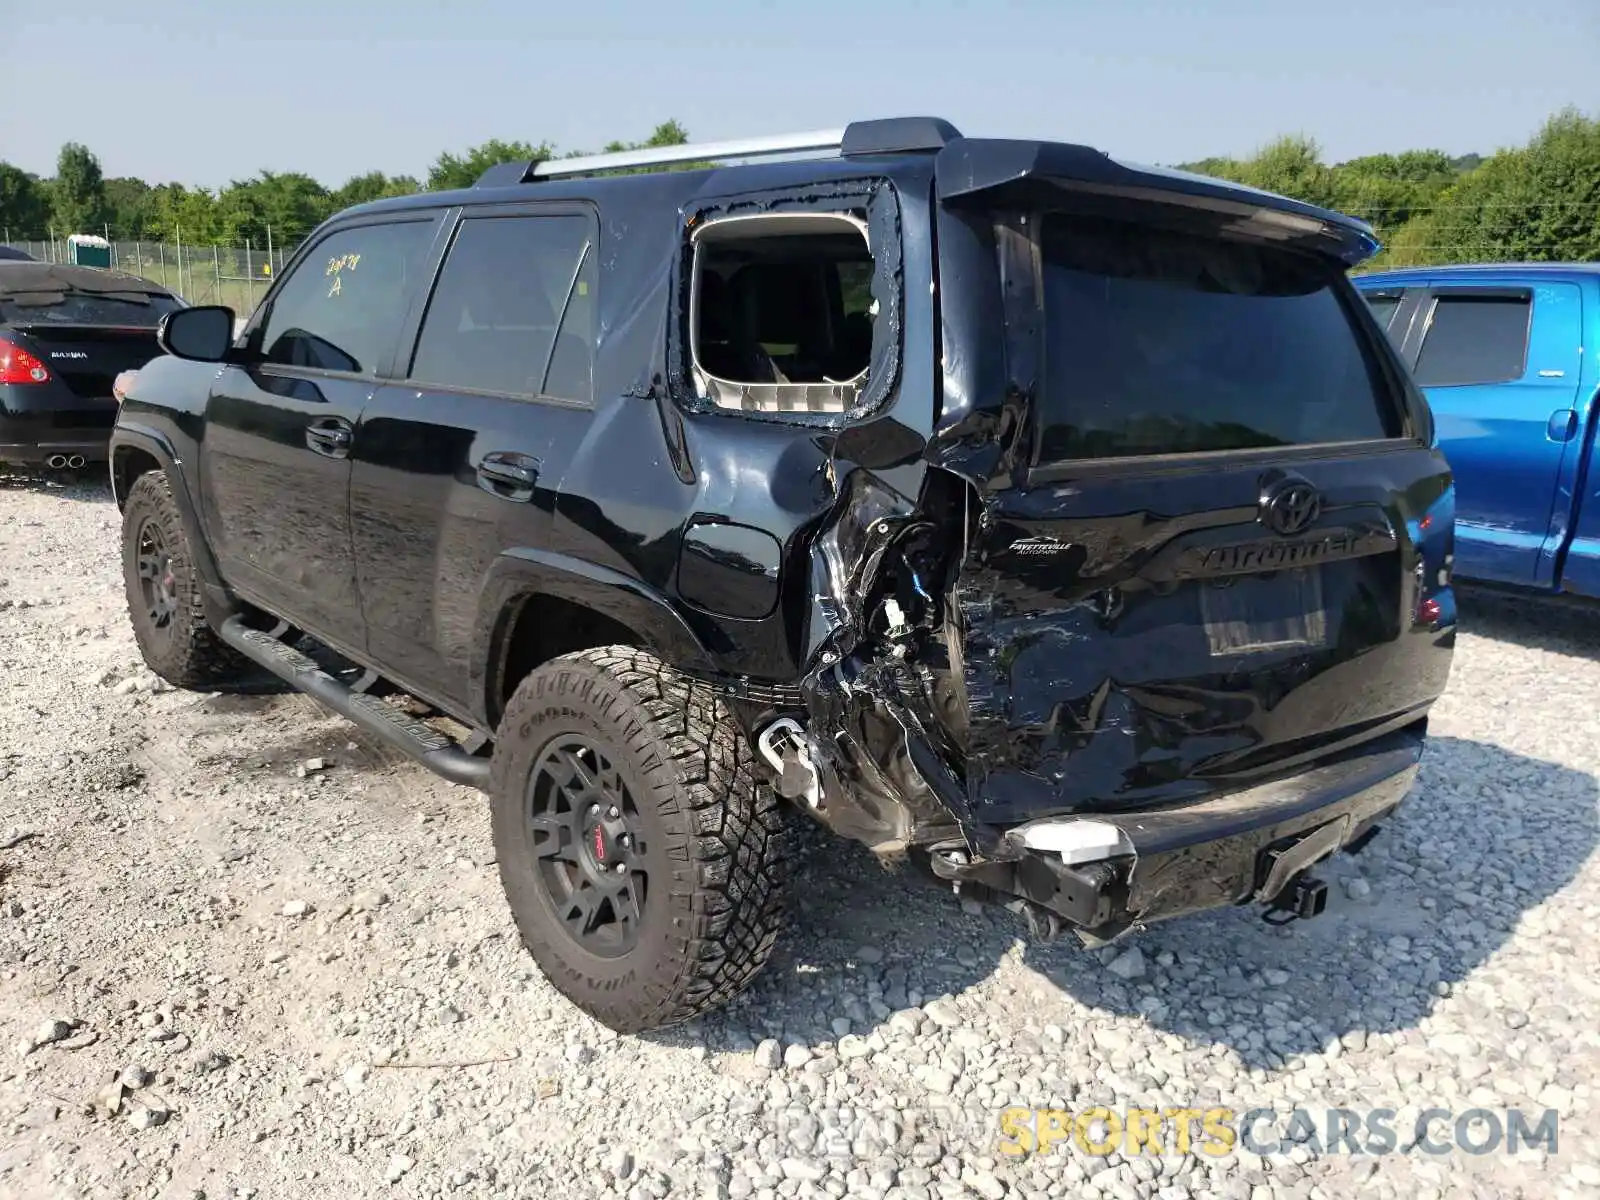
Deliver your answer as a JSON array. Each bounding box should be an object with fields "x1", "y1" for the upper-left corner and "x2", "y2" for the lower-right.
[
  {"x1": 491, "y1": 645, "x2": 787, "y2": 1032},
  {"x1": 122, "y1": 471, "x2": 244, "y2": 689}
]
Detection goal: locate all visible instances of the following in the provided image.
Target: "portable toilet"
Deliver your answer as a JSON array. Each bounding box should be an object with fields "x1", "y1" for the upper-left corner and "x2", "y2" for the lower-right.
[{"x1": 67, "y1": 233, "x2": 112, "y2": 268}]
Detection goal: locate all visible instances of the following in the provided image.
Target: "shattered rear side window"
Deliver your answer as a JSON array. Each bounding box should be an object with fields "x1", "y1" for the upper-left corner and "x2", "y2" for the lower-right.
[{"x1": 691, "y1": 212, "x2": 876, "y2": 415}]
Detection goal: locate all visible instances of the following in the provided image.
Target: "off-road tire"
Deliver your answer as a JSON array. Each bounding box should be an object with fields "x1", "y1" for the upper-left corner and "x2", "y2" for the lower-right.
[
  {"x1": 490, "y1": 646, "x2": 787, "y2": 1033},
  {"x1": 121, "y1": 471, "x2": 244, "y2": 689}
]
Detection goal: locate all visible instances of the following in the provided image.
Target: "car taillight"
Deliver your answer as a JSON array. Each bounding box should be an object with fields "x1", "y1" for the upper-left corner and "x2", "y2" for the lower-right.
[{"x1": 0, "y1": 338, "x2": 50, "y2": 384}]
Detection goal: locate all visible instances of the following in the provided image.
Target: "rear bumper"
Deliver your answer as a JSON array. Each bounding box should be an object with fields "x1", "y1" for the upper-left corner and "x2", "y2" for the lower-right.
[
  {"x1": 932, "y1": 722, "x2": 1425, "y2": 937},
  {"x1": 0, "y1": 413, "x2": 113, "y2": 463}
]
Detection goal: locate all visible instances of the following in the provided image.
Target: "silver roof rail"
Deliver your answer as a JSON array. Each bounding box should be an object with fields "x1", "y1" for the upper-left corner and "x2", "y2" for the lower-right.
[
  {"x1": 530, "y1": 128, "x2": 847, "y2": 180},
  {"x1": 471, "y1": 118, "x2": 963, "y2": 188}
]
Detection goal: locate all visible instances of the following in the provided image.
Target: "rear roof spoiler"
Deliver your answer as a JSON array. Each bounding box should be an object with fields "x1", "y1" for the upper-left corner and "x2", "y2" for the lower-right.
[{"x1": 936, "y1": 139, "x2": 1379, "y2": 266}]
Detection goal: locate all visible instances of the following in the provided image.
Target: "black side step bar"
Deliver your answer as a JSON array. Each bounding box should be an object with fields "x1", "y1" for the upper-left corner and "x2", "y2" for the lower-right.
[{"x1": 218, "y1": 616, "x2": 491, "y2": 790}]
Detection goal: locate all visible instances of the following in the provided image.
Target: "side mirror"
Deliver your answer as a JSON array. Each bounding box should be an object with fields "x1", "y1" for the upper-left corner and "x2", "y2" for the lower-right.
[{"x1": 157, "y1": 305, "x2": 237, "y2": 363}]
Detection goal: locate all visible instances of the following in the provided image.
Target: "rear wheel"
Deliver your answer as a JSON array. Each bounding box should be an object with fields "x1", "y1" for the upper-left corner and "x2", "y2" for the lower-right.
[
  {"x1": 121, "y1": 471, "x2": 244, "y2": 689},
  {"x1": 490, "y1": 646, "x2": 787, "y2": 1032}
]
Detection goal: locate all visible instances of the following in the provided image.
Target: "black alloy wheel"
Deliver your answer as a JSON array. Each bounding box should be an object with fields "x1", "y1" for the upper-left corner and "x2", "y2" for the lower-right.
[
  {"x1": 526, "y1": 737, "x2": 650, "y2": 957},
  {"x1": 489, "y1": 646, "x2": 788, "y2": 1032},
  {"x1": 120, "y1": 471, "x2": 243, "y2": 688},
  {"x1": 134, "y1": 515, "x2": 179, "y2": 631}
]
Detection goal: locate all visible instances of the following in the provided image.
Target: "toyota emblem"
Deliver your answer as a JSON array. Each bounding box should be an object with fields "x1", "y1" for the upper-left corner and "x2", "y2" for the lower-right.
[{"x1": 1262, "y1": 481, "x2": 1322, "y2": 536}]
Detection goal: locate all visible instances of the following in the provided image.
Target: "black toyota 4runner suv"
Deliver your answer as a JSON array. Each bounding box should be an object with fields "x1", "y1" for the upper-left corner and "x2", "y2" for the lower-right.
[{"x1": 111, "y1": 117, "x2": 1456, "y2": 1033}]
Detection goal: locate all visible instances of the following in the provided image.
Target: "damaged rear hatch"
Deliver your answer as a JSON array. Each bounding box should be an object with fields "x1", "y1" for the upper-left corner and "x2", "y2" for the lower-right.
[{"x1": 927, "y1": 142, "x2": 1455, "y2": 827}]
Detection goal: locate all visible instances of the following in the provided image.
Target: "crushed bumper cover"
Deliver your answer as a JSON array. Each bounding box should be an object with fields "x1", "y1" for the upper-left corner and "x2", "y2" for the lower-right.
[{"x1": 928, "y1": 722, "x2": 1424, "y2": 938}]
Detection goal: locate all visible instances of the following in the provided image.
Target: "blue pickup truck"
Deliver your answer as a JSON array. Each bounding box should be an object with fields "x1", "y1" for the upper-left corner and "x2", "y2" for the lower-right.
[{"x1": 1353, "y1": 264, "x2": 1600, "y2": 599}]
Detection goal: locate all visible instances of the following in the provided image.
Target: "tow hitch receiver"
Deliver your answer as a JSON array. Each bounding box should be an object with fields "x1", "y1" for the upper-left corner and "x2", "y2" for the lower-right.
[
  {"x1": 1254, "y1": 818, "x2": 1347, "y2": 905},
  {"x1": 1254, "y1": 817, "x2": 1345, "y2": 925},
  {"x1": 1264, "y1": 874, "x2": 1329, "y2": 925}
]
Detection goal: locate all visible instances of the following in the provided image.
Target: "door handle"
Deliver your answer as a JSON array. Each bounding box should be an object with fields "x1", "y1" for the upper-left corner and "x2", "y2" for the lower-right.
[
  {"x1": 1548, "y1": 409, "x2": 1578, "y2": 442},
  {"x1": 477, "y1": 451, "x2": 539, "y2": 502},
  {"x1": 305, "y1": 417, "x2": 354, "y2": 459}
]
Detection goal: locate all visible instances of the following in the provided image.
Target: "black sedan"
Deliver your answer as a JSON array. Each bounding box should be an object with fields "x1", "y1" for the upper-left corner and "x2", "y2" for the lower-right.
[{"x1": 0, "y1": 262, "x2": 182, "y2": 469}]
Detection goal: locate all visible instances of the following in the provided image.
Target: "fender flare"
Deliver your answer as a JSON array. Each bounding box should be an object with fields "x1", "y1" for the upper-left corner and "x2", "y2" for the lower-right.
[
  {"x1": 470, "y1": 548, "x2": 720, "y2": 728},
  {"x1": 110, "y1": 425, "x2": 237, "y2": 626}
]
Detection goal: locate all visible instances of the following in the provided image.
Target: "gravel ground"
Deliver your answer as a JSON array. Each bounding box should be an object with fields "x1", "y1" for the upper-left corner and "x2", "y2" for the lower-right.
[{"x1": 2, "y1": 469, "x2": 1598, "y2": 1200}]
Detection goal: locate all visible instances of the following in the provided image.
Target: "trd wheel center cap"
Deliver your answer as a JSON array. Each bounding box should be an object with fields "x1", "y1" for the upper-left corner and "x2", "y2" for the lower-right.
[{"x1": 580, "y1": 811, "x2": 631, "y2": 882}]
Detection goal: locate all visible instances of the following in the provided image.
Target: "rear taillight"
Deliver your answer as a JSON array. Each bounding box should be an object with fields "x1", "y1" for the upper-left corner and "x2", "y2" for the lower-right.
[{"x1": 0, "y1": 338, "x2": 50, "y2": 385}]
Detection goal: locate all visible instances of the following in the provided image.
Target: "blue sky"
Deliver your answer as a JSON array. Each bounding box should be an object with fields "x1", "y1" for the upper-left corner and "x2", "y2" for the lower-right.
[{"x1": 5, "y1": 0, "x2": 1595, "y2": 187}]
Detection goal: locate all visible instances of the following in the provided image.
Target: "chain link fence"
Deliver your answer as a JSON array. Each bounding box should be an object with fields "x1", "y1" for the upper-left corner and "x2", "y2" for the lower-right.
[{"x1": 1, "y1": 237, "x2": 299, "y2": 317}]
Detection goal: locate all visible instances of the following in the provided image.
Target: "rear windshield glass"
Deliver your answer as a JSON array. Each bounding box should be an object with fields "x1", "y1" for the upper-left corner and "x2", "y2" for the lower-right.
[
  {"x1": 0, "y1": 293, "x2": 181, "y2": 327},
  {"x1": 1035, "y1": 215, "x2": 1396, "y2": 462}
]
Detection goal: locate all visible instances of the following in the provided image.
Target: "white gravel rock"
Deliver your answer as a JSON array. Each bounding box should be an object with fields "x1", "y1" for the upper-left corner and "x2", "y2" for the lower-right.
[
  {"x1": 25, "y1": 1018, "x2": 75, "y2": 1051},
  {"x1": 1105, "y1": 946, "x2": 1147, "y2": 980},
  {"x1": 1, "y1": 480, "x2": 1597, "y2": 1200},
  {"x1": 384, "y1": 1154, "x2": 415, "y2": 1183}
]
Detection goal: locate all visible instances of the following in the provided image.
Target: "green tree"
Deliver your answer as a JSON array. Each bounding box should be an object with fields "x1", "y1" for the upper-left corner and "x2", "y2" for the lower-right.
[
  {"x1": 1178, "y1": 155, "x2": 1244, "y2": 179},
  {"x1": 591, "y1": 120, "x2": 706, "y2": 173},
  {"x1": 219, "y1": 171, "x2": 334, "y2": 245},
  {"x1": 427, "y1": 139, "x2": 551, "y2": 191},
  {"x1": 601, "y1": 119, "x2": 691, "y2": 154},
  {"x1": 1328, "y1": 150, "x2": 1458, "y2": 239},
  {"x1": 330, "y1": 171, "x2": 420, "y2": 210},
  {"x1": 52, "y1": 142, "x2": 109, "y2": 235},
  {"x1": 428, "y1": 121, "x2": 693, "y2": 190},
  {"x1": 1180, "y1": 136, "x2": 1336, "y2": 208},
  {"x1": 1395, "y1": 108, "x2": 1600, "y2": 265},
  {"x1": 103, "y1": 176, "x2": 157, "y2": 238},
  {"x1": 0, "y1": 163, "x2": 50, "y2": 237},
  {"x1": 1240, "y1": 135, "x2": 1337, "y2": 209},
  {"x1": 1365, "y1": 210, "x2": 1442, "y2": 270},
  {"x1": 148, "y1": 183, "x2": 227, "y2": 245}
]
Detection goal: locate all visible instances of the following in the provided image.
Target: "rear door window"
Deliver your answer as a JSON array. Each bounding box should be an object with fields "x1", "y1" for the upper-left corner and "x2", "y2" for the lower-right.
[
  {"x1": 408, "y1": 213, "x2": 595, "y2": 402},
  {"x1": 1035, "y1": 214, "x2": 1397, "y2": 462},
  {"x1": 1358, "y1": 288, "x2": 1408, "y2": 342},
  {"x1": 1362, "y1": 293, "x2": 1401, "y2": 329},
  {"x1": 256, "y1": 219, "x2": 437, "y2": 375},
  {"x1": 1413, "y1": 293, "x2": 1530, "y2": 387}
]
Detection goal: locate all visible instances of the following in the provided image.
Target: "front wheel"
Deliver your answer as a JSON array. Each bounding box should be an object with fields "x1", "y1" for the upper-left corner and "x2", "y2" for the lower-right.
[
  {"x1": 490, "y1": 646, "x2": 787, "y2": 1033},
  {"x1": 121, "y1": 471, "x2": 244, "y2": 689}
]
